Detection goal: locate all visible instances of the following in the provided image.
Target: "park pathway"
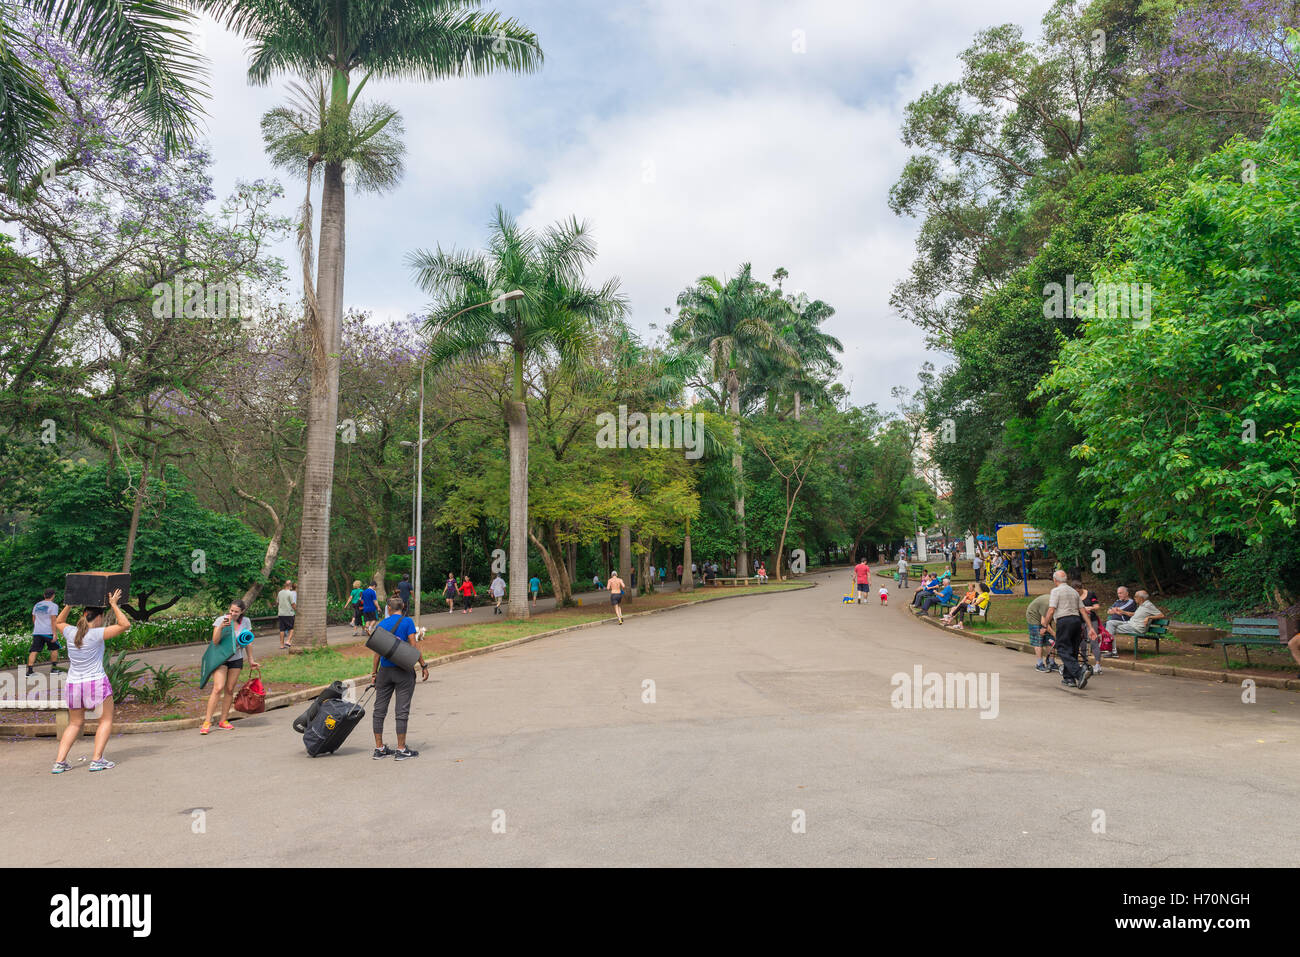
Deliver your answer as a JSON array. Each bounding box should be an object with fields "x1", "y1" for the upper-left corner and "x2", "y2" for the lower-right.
[{"x1": 1, "y1": 567, "x2": 1296, "y2": 867}]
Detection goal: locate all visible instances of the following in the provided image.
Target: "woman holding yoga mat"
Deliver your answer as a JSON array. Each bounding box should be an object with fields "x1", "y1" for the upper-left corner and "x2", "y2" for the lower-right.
[
  {"x1": 50, "y1": 589, "x2": 130, "y2": 773},
  {"x1": 201, "y1": 599, "x2": 259, "y2": 734},
  {"x1": 370, "y1": 596, "x2": 428, "y2": 760}
]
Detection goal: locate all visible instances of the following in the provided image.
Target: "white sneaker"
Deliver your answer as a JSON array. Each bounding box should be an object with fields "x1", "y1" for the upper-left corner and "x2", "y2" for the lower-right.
[{"x1": 1092, "y1": 665, "x2": 1102, "y2": 675}]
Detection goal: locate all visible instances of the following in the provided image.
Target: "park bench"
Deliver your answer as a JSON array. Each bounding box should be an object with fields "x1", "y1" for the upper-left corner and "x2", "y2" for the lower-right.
[
  {"x1": 1215, "y1": 618, "x2": 1289, "y2": 667},
  {"x1": 1121, "y1": 617, "x2": 1170, "y2": 659},
  {"x1": 711, "y1": 577, "x2": 757, "y2": 587}
]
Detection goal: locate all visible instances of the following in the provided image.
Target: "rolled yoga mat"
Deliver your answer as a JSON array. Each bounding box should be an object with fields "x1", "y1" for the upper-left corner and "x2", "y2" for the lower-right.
[
  {"x1": 365, "y1": 625, "x2": 421, "y2": 670},
  {"x1": 199, "y1": 625, "x2": 238, "y2": 690}
]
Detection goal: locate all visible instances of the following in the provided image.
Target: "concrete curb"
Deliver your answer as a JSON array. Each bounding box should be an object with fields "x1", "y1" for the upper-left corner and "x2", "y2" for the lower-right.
[
  {"x1": 0, "y1": 581, "x2": 817, "y2": 738},
  {"x1": 905, "y1": 606, "x2": 1300, "y2": 692}
]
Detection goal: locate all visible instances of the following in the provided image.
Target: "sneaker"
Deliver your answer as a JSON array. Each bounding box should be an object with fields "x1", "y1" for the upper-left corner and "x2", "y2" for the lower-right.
[
  {"x1": 954, "y1": 622, "x2": 964, "y2": 630},
  {"x1": 1047, "y1": 660, "x2": 1060, "y2": 673},
  {"x1": 1061, "y1": 678, "x2": 1077, "y2": 688},
  {"x1": 1092, "y1": 665, "x2": 1103, "y2": 675},
  {"x1": 88, "y1": 759, "x2": 115, "y2": 772},
  {"x1": 51, "y1": 761, "x2": 70, "y2": 774},
  {"x1": 48, "y1": 664, "x2": 62, "y2": 673},
  {"x1": 199, "y1": 721, "x2": 211, "y2": 735},
  {"x1": 25, "y1": 667, "x2": 34, "y2": 677},
  {"x1": 372, "y1": 745, "x2": 395, "y2": 760},
  {"x1": 1076, "y1": 669, "x2": 1090, "y2": 690},
  {"x1": 216, "y1": 720, "x2": 235, "y2": 731},
  {"x1": 1035, "y1": 662, "x2": 1048, "y2": 673},
  {"x1": 393, "y1": 747, "x2": 419, "y2": 761}
]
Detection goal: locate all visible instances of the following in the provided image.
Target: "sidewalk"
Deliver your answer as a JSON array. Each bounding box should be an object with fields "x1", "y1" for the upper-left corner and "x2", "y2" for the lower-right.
[{"x1": 2, "y1": 581, "x2": 682, "y2": 683}]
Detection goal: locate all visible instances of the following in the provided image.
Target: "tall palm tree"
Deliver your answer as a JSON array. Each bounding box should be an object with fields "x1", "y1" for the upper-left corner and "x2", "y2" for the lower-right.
[
  {"x1": 671, "y1": 263, "x2": 793, "y2": 576},
  {"x1": 409, "y1": 206, "x2": 626, "y2": 618},
  {"x1": 1, "y1": 0, "x2": 206, "y2": 195},
  {"x1": 194, "y1": 0, "x2": 543, "y2": 645}
]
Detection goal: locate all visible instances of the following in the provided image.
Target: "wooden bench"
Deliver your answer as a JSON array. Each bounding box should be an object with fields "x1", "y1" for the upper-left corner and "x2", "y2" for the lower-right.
[
  {"x1": 1117, "y1": 616, "x2": 1170, "y2": 659},
  {"x1": 1215, "y1": 618, "x2": 1288, "y2": 667},
  {"x1": 711, "y1": 577, "x2": 757, "y2": 587}
]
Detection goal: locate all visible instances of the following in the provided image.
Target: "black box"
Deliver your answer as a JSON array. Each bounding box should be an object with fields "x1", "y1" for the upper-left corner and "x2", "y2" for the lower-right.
[{"x1": 64, "y1": 572, "x2": 131, "y2": 608}]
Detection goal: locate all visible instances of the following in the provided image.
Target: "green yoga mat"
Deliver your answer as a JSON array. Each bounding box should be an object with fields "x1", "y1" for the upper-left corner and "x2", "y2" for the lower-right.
[{"x1": 199, "y1": 625, "x2": 237, "y2": 690}]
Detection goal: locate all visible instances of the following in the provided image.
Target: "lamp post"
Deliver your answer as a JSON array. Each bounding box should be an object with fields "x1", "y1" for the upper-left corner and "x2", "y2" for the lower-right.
[{"x1": 406, "y1": 289, "x2": 525, "y2": 627}]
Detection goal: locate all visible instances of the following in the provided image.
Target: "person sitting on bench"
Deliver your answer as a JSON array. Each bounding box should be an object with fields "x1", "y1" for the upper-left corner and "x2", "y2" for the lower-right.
[
  {"x1": 1107, "y1": 590, "x2": 1161, "y2": 639},
  {"x1": 919, "y1": 576, "x2": 953, "y2": 615}
]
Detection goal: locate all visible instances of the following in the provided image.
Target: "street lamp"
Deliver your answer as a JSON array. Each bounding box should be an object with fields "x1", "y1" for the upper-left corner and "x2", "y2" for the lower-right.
[{"x1": 407, "y1": 289, "x2": 524, "y2": 626}]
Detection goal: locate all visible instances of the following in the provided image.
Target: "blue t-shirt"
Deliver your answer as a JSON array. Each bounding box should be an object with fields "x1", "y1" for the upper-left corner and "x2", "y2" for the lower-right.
[
  {"x1": 529, "y1": 577, "x2": 540, "y2": 593},
  {"x1": 936, "y1": 584, "x2": 954, "y2": 603},
  {"x1": 361, "y1": 587, "x2": 378, "y2": 613},
  {"x1": 377, "y1": 614, "x2": 417, "y2": 668}
]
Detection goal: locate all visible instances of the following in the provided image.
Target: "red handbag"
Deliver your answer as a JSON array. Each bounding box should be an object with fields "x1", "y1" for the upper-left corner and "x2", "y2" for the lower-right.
[
  {"x1": 233, "y1": 669, "x2": 266, "y2": 714},
  {"x1": 1099, "y1": 627, "x2": 1114, "y2": 653}
]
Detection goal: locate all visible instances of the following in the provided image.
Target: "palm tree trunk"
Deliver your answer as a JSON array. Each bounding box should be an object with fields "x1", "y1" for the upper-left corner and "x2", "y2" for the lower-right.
[
  {"x1": 619, "y1": 524, "x2": 633, "y2": 605},
  {"x1": 794, "y1": 390, "x2": 801, "y2": 421},
  {"x1": 295, "y1": 158, "x2": 346, "y2": 648},
  {"x1": 505, "y1": 394, "x2": 530, "y2": 619},
  {"x1": 730, "y1": 379, "x2": 748, "y2": 576}
]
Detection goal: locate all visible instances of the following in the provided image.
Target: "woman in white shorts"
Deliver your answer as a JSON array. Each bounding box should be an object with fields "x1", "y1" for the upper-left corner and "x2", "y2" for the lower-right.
[{"x1": 51, "y1": 588, "x2": 130, "y2": 773}]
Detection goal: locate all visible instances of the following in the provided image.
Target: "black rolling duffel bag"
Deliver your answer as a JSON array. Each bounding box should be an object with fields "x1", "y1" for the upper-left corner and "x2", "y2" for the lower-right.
[{"x1": 302, "y1": 685, "x2": 375, "y2": 757}]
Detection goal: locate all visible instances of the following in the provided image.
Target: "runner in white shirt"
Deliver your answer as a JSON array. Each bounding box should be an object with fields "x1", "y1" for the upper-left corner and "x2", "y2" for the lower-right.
[{"x1": 51, "y1": 589, "x2": 130, "y2": 773}]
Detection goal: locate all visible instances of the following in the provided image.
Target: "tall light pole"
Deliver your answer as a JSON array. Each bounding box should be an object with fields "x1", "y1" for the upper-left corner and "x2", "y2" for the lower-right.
[
  {"x1": 399, "y1": 437, "x2": 429, "y2": 619},
  {"x1": 407, "y1": 289, "x2": 525, "y2": 627}
]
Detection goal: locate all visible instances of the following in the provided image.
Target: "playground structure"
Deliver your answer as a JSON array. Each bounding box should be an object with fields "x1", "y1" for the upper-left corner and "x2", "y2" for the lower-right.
[{"x1": 984, "y1": 524, "x2": 1044, "y2": 597}]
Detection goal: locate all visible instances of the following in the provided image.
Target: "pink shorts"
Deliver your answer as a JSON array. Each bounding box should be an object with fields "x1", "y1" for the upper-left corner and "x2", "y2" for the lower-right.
[{"x1": 66, "y1": 676, "x2": 112, "y2": 711}]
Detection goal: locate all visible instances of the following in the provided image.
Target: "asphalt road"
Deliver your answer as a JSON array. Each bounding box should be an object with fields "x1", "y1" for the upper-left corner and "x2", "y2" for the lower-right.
[{"x1": 2, "y1": 568, "x2": 1296, "y2": 867}]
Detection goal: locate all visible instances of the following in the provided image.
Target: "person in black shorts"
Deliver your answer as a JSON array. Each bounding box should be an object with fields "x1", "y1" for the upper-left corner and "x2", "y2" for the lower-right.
[
  {"x1": 202, "y1": 598, "x2": 259, "y2": 734},
  {"x1": 607, "y1": 571, "x2": 625, "y2": 625}
]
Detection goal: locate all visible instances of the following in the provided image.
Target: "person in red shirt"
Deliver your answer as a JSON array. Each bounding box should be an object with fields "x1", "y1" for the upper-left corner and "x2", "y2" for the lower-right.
[
  {"x1": 458, "y1": 576, "x2": 476, "y2": 614},
  {"x1": 854, "y1": 559, "x2": 871, "y2": 604}
]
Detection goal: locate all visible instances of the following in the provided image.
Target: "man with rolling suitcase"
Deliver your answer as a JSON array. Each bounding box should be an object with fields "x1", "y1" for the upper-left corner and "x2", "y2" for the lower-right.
[{"x1": 370, "y1": 596, "x2": 428, "y2": 760}]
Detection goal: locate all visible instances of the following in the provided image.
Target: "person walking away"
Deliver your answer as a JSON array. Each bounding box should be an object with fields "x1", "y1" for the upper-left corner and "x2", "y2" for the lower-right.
[
  {"x1": 1043, "y1": 572, "x2": 1093, "y2": 689},
  {"x1": 361, "y1": 582, "x2": 379, "y2": 633},
  {"x1": 1080, "y1": 585, "x2": 1104, "y2": 674},
  {"x1": 443, "y1": 574, "x2": 457, "y2": 614},
  {"x1": 490, "y1": 573, "x2": 506, "y2": 614},
  {"x1": 276, "y1": 579, "x2": 296, "y2": 649},
  {"x1": 607, "y1": 571, "x2": 626, "y2": 625},
  {"x1": 879, "y1": 584, "x2": 889, "y2": 606},
  {"x1": 1025, "y1": 591, "x2": 1058, "y2": 673},
  {"x1": 458, "y1": 576, "x2": 476, "y2": 614},
  {"x1": 50, "y1": 589, "x2": 130, "y2": 773},
  {"x1": 971, "y1": 551, "x2": 983, "y2": 583},
  {"x1": 397, "y1": 574, "x2": 413, "y2": 614},
  {"x1": 201, "y1": 599, "x2": 260, "y2": 734},
  {"x1": 529, "y1": 574, "x2": 540, "y2": 609},
  {"x1": 350, "y1": 580, "x2": 365, "y2": 636},
  {"x1": 897, "y1": 556, "x2": 909, "y2": 589},
  {"x1": 854, "y1": 559, "x2": 872, "y2": 604},
  {"x1": 370, "y1": 596, "x2": 428, "y2": 761},
  {"x1": 27, "y1": 587, "x2": 62, "y2": 676}
]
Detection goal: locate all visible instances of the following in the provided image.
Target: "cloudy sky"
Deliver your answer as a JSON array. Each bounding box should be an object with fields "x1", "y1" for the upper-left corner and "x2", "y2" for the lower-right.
[{"x1": 192, "y1": 0, "x2": 1048, "y2": 409}]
